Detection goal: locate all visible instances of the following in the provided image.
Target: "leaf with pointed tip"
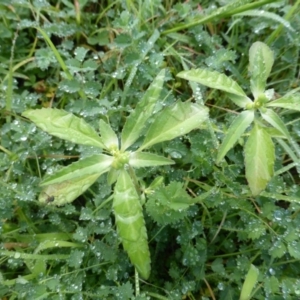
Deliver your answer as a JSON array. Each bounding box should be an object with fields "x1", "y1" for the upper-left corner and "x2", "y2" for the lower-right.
[
  {"x1": 139, "y1": 102, "x2": 208, "y2": 151},
  {"x1": 40, "y1": 154, "x2": 113, "y2": 186},
  {"x1": 107, "y1": 168, "x2": 120, "y2": 185},
  {"x1": 99, "y1": 119, "x2": 119, "y2": 150},
  {"x1": 113, "y1": 169, "x2": 150, "y2": 279},
  {"x1": 249, "y1": 42, "x2": 274, "y2": 98},
  {"x1": 177, "y1": 68, "x2": 248, "y2": 98},
  {"x1": 245, "y1": 124, "x2": 275, "y2": 196},
  {"x1": 39, "y1": 173, "x2": 101, "y2": 206},
  {"x1": 266, "y1": 93, "x2": 300, "y2": 111},
  {"x1": 227, "y1": 93, "x2": 253, "y2": 108},
  {"x1": 121, "y1": 69, "x2": 166, "y2": 151},
  {"x1": 260, "y1": 108, "x2": 291, "y2": 140},
  {"x1": 217, "y1": 110, "x2": 254, "y2": 163},
  {"x1": 129, "y1": 152, "x2": 174, "y2": 168},
  {"x1": 240, "y1": 264, "x2": 259, "y2": 300},
  {"x1": 22, "y1": 108, "x2": 105, "y2": 149}
]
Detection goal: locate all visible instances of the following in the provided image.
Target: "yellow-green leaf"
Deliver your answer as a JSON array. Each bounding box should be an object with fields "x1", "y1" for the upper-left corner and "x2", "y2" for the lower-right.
[{"x1": 245, "y1": 124, "x2": 275, "y2": 196}]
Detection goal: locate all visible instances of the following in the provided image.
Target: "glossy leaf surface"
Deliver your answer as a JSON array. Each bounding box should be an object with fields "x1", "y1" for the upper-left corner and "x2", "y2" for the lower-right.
[
  {"x1": 139, "y1": 102, "x2": 208, "y2": 151},
  {"x1": 260, "y1": 108, "x2": 291, "y2": 139},
  {"x1": 39, "y1": 173, "x2": 100, "y2": 206},
  {"x1": 177, "y1": 68, "x2": 249, "y2": 98},
  {"x1": 129, "y1": 152, "x2": 174, "y2": 168},
  {"x1": 40, "y1": 154, "x2": 113, "y2": 186},
  {"x1": 245, "y1": 124, "x2": 275, "y2": 196},
  {"x1": 99, "y1": 119, "x2": 119, "y2": 150},
  {"x1": 240, "y1": 264, "x2": 259, "y2": 300},
  {"x1": 266, "y1": 93, "x2": 300, "y2": 111},
  {"x1": 217, "y1": 110, "x2": 254, "y2": 163},
  {"x1": 227, "y1": 93, "x2": 253, "y2": 108},
  {"x1": 22, "y1": 108, "x2": 105, "y2": 149},
  {"x1": 113, "y1": 169, "x2": 151, "y2": 279},
  {"x1": 121, "y1": 69, "x2": 165, "y2": 150},
  {"x1": 249, "y1": 42, "x2": 274, "y2": 98}
]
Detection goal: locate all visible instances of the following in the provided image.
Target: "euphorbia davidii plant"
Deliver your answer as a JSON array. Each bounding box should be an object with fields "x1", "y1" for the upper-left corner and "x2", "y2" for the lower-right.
[
  {"x1": 177, "y1": 41, "x2": 300, "y2": 196},
  {"x1": 22, "y1": 69, "x2": 208, "y2": 279}
]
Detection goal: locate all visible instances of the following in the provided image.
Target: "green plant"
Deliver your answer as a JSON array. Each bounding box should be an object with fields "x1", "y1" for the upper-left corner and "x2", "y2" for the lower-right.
[
  {"x1": 22, "y1": 69, "x2": 208, "y2": 279},
  {"x1": 1, "y1": 0, "x2": 300, "y2": 298},
  {"x1": 178, "y1": 41, "x2": 300, "y2": 196}
]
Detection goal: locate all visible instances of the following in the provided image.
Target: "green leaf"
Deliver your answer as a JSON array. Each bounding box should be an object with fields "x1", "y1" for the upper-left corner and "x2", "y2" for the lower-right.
[
  {"x1": 288, "y1": 241, "x2": 300, "y2": 259},
  {"x1": 39, "y1": 173, "x2": 101, "y2": 206},
  {"x1": 245, "y1": 124, "x2": 275, "y2": 196},
  {"x1": 227, "y1": 93, "x2": 253, "y2": 108},
  {"x1": 247, "y1": 219, "x2": 266, "y2": 240},
  {"x1": 129, "y1": 152, "x2": 174, "y2": 168},
  {"x1": 146, "y1": 182, "x2": 190, "y2": 225},
  {"x1": 40, "y1": 154, "x2": 113, "y2": 186},
  {"x1": 266, "y1": 93, "x2": 300, "y2": 111},
  {"x1": 236, "y1": 10, "x2": 295, "y2": 33},
  {"x1": 74, "y1": 46, "x2": 89, "y2": 62},
  {"x1": 264, "y1": 276, "x2": 280, "y2": 294},
  {"x1": 260, "y1": 108, "x2": 291, "y2": 139},
  {"x1": 121, "y1": 69, "x2": 166, "y2": 151},
  {"x1": 113, "y1": 169, "x2": 151, "y2": 279},
  {"x1": 239, "y1": 264, "x2": 259, "y2": 300},
  {"x1": 107, "y1": 168, "x2": 120, "y2": 185},
  {"x1": 269, "y1": 240, "x2": 286, "y2": 258},
  {"x1": 217, "y1": 110, "x2": 254, "y2": 164},
  {"x1": 177, "y1": 68, "x2": 248, "y2": 98},
  {"x1": 249, "y1": 42, "x2": 274, "y2": 98},
  {"x1": 99, "y1": 119, "x2": 119, "y2": 150},
  {"x1": 22, "y1": 108, "x2": 105, "y2": 149},
  {"x1": 139, "y1": 102, "x2": 208, "y2": 151},
  {"x1": 59, "y1": 79, "x2": 81, "y2": 93}
]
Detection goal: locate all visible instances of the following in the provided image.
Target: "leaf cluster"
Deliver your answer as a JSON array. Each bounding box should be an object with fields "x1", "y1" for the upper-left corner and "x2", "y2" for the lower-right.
[{"x1": 1, "y1": 0, "x2": 300, "y2": 299}]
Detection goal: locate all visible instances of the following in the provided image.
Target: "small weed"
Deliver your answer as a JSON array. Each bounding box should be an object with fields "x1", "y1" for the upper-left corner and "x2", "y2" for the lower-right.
[{"x1": 0, "y1": 1, "x2": 300, "y2": 299}]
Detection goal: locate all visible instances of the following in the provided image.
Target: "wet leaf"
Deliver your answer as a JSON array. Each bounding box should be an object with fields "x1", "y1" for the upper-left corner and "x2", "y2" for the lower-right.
[
  {"x1": 129, "y1": 152, "x2": 174, "y2": 168},
  {"x1": 266, "y1": 93, "x2": 300, "y2": 111},
  {"x1": 139, "y1": 102, "x2": 208, "y2": 151},
  {"x1": 22, "y1": 108, "x2": 105, "y2": 149},
  {"x1": 217, "y1": 110, "x2": 254, "y2": 164},
  {"x1": 245, "y1": 124, "x2": 275, "y2": 196},
  {"x1": 249, "y1": 41, "x2": 274, "y2": 98},
  {"x1": 39, "y1": 173, "x2": 101, "y2": 206},
  {"x1": 260, "y1": 108, "x2": 291, "y2": 139},
  {"x1": 113, "y1": 169, "x2": 151, "y2": 279},
  {"x1": 40, "y1": 154, "x2": 113, "y2": 186},
  {"x1": 121, "y1": 69, "x2": 166, "y2": 150},
  {"x1": 177, "y1": 68, "x2": 250, "y2": 99},
  {"x1": 240, "y1": 264, "x2": 259, "y2": 300}
]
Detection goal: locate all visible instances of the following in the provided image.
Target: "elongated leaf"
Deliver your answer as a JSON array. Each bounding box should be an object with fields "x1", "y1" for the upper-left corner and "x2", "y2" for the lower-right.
[
  {"x1": 249, "y1": 42, "x2": 274, "y2": 98},
  {"x1": 41, "y1": 154, "x2": 113, "y2": 186},
  {"x1": 113, "y1": 169, "x2": 151, "y2": 279},
  {"x1": 121, "y1": 69, "x2": 166, "y2": 151},
  {"x1": 129, "y1": 152, "x2": 174, "y2": 168},
  {"x1": 227, "y1": 93, "x2": 253, "y2": 108},
  {"x1": 266, "y1": 93, "x2": 300, "y2": 111},
  {"x1": 99, "y1": 119, "x2": 119, "y2": 150},
  {"x1": 39, "y1": 173, "x2": 101, "y2": 206},
  {"x1": 240, "y1": 264, "x2": 259, "y2": 300},
  {"x1": 245, "y1": 124, "x2": 275, "y2": 196},
  {"x1": 22, "y1": 108, "x2": 105, "y2": 149},
  {"x1": 107, "y1": 168, "x2": 120, "y2": 185},
  {"x1": 260, "y1": 108, "x2": 291, "y2": 139},
  {"x1": 236, "y1": 10, "x2": 295, "y2": 33},
  {"x1": 139, "y1": 102, "x2": 208, "y2": 151},
  {"x1": 177, "y1": 68, "x2": 248, "y2": 98},
  {"x1": 217, "y1": 110, "x2": 254, "y2": 163}
]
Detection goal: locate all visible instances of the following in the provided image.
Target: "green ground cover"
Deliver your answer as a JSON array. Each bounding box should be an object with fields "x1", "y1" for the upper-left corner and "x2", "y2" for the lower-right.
[{"x1": 1, "y1": 0, "x2": 300, "y2": 299}]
